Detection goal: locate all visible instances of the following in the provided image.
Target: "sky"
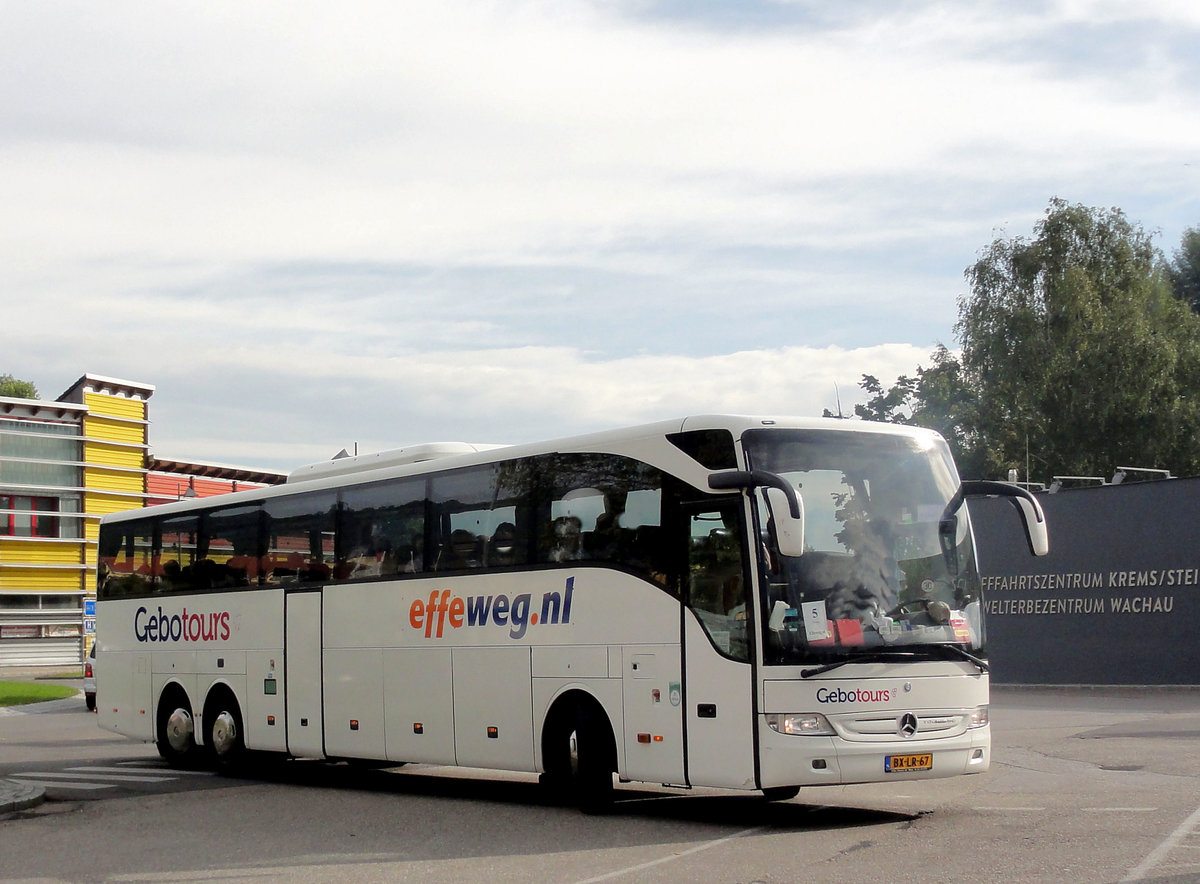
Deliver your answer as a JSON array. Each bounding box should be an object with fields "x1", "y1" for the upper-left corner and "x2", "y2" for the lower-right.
[{"x1": 3, "y1": 0, "x2": 1198, "y2": 473}]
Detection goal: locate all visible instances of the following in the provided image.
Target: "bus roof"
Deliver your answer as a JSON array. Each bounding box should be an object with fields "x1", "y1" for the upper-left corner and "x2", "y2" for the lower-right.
[
  {"x1": 101, "y1": 415, "x2": 946, "y2": 524},
  {"x1": 286, "y1": 442, "x2": 510, "y2": 483}
]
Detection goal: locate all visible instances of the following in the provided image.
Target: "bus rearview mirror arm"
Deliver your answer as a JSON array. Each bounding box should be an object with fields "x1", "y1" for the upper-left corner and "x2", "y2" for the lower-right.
[
  {"x1": 708, "y1": 470, "x2": 806, "y2": 558},
  {"x1": 947, "y1": 480, "x2": 1050, "y2": 557}
]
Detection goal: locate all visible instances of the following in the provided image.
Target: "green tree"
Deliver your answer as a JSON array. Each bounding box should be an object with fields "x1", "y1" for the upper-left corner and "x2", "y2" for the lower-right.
[
  {"x1": 849, "y1": 346, "x2": 986, "y2": 475},
  {"x1": 0, "y1": 374, "x2": 38, "y2": 399},
  {"x1": 854, "y1": 201, "x2": 1200, "y2": 481},
  {"x1": 1169, "y1": 226, "x2": 1200, "y2": 313},
  {"x1": 955, "y1": 199, "x2": 1200, "y2": 479},
  {"x1": 852, "y1": 372, "x2": 918, "y2": 423},
  {"x1": 906, "y1": 345, "x2": 987, "y2": 475}
]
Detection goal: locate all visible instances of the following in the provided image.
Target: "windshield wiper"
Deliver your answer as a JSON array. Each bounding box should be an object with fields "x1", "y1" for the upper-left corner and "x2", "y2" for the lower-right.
[
  {"x1": 799, "y1": 645, "x2": 988, "y2": 678},
  {"x1": 800, "y1": 651, "x2": 912, "y2": 678},
  {"x1": 800, "y1": 659, "x2": 852, "y2": 678},
  {"x1": 927, "y1": 643, "x2": 989, "y2": 674}
]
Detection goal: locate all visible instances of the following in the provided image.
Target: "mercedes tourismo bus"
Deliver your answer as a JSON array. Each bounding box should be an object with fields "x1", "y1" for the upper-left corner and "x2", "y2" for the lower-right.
[{"x1": 94, "y1": 415, "x2": 1047, "y2": 809}]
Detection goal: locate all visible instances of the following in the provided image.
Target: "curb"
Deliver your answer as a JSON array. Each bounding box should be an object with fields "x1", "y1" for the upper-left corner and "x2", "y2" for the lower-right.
[{"x1": 0, "y1": 778, "x2": 45, "y2": 814}]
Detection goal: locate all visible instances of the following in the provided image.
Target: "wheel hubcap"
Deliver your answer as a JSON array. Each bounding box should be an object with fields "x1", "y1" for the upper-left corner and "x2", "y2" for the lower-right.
[
  {"x1": 165, "y1": 708, "x2": 194, "y2": 753},
  {"x1": 568, "y1": 729, "x2": 579, "y2": 777},
  {"x1": 211, "y1": 710, "x2": 238, "y2": 756}
]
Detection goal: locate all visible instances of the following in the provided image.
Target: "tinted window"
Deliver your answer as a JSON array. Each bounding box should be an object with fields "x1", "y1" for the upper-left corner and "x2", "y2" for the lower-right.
[
  {"x1": 340, "y1": 478, "x2": 426, "y2": 578},
  {"x1": 536, "y1": 453, "x2": 666, "y2": 583},
  {"x1": 153, "y1": 506, "x2": 264, "y2": 592},
  {"x1": 206, "y1": 505, "x2": 264, "y2": 586},
  {"x1": 667, "y1": 429, "x2": 737, "y2": 469},
  {"x1": 98, "y1": 519, "x2": 156, "y2": 599},
  {"x1": 430, "y1": 464, "x2": 533, "y2": 571},
  {"x1": 159, "y1": 513, "x2": 200, "y2": 592},
  {"x1": 264, "y1": 492, "x2": 337, "y2": 584},
  {"x1": 96, "y1": 452, "x2": 688, "y2": 598},
  {"x1": 685, "y1": 502, "x2": 749, "y2": 661}
]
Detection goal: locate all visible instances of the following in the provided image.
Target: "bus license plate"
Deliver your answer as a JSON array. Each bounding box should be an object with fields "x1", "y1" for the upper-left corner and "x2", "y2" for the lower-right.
[{"x1": 885, "y1": 753, "x2": 933, "y2": 773}]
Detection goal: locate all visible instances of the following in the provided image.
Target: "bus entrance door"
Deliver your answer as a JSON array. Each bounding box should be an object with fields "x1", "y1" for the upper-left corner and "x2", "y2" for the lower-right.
[
  {"x1": 680, "y1": 502, "x2": 756, "y2": 789},
  {"x1": 683, "y1": 615, "x2": 757, "y2": 789},
  {"x1": 285, "y1": 588, "x2": 325, "y2": 758}
]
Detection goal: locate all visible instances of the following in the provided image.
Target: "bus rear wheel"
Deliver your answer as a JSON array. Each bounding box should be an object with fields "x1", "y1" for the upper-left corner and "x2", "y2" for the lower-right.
[
  {"x1": 204, "y1": 691, "x2": 246, "y2": 772},
  {"x1": 156, "y1": 690, "x2": 198, "y2": 767}
]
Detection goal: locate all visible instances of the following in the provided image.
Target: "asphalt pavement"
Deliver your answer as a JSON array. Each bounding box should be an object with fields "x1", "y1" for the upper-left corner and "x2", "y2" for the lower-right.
[{"x1": 0, "y1": 666, "x2": 86, "y2": 814}]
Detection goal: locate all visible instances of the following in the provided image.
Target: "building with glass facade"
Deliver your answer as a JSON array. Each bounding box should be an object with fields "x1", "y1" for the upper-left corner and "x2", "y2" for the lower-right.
[{"x1": 0, "y1": 374, "x2": 285, "y2": 667}]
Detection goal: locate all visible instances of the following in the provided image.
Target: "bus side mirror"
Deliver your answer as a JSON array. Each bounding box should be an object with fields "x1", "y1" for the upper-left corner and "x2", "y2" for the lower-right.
[
  {"x1": 708, "y1": 469, "x2": 806, "y2": 558},
  {"x1": 954, "y1": 480, "x2": 1049, "y2": 557},
  {"x1": 766, "y1": 487, "x2": 806, "y2": 558},
  {"x1": 1009, "y1": 494, "x2": 1049, "y2": 557}
]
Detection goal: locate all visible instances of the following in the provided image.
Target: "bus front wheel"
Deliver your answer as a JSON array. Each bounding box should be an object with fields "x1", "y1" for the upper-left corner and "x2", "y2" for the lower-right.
[
  {"x1": 543, "y1": 698, "x2": 616, "y2": 814},
  {"x1": 762, "y1": 785, "x2": 800, "y2": 801}
]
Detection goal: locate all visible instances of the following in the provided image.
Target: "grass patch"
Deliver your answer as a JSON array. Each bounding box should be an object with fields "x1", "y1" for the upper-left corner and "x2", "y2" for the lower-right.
[{"x1": 0, "y1": 681, "x2": 77, "y2": 706}]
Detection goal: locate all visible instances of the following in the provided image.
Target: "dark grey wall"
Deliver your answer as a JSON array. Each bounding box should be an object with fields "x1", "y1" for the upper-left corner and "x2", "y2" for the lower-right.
[{"x1": 971, "y1": 478, "x2": 1200, "y2": 685}]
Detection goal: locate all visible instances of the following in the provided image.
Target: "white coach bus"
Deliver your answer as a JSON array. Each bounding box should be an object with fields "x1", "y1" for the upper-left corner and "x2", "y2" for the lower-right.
[{"x1": 95, "y1": 415, "x2": 1047, "y2": 809}]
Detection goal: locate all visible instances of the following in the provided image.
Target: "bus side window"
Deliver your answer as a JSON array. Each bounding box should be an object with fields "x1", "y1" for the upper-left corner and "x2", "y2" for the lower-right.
[
  {"x1": 428, "y1": 462, "x2": 533, "y2": 573},
  {"x1": 685, "y1": 505, "x2": 749, "y2": 661},
  {"x1": 99, "y1": 520, "x2": 157, "y2": 599},
  {"x1": 206, "y1": 504, "x2": 262, "y2": 587},
  {"x1": 263, "y1": 492, "x2": 337, "y2": 584},
  {"x1": 537, "y1": 453, "x2": 666, "y2": 584},
  {"x1": 160, "y1": 514, "x2": 199, "y2": 593},
  {"x1": 339, "y1": 479, "x2": 425, "y2": 579},
  {"x1": 431, "y1": 467, "x2": 497, "y2": 572}
]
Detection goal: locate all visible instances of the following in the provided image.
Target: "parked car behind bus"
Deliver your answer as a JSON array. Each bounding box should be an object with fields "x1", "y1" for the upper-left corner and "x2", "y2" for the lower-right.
[{"x1": 83, "y1": 644, "x2": 97, "y2": 712}]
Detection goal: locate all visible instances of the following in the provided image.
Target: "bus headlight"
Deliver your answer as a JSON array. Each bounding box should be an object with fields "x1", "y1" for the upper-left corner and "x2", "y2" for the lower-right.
[
  {"x1": 766, "y1": 713, "x2": 835, "y2": 736},
  {"x1": 968, "y1": 706, "x2": 989, "y2": 728}
]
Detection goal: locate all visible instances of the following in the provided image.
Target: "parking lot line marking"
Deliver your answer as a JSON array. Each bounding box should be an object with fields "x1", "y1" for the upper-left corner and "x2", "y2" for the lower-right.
[
  {"x1": 11, "y1": 771, "x2": 173, "y2": 783},
  {"x1": 973, "y1": 806, "x2": 1046, "y2": 811},
  {"x1": 7, "y1": 779, "x2": 111, "y2": 791},
  {"x1": 1084, "y1": 807, "x2": 1157, "y2": 812},
  {"x1": 572, "y1": 826, "x2": 763, "y2": 883},
  {"x1": 67, "y1": 765, "x2": 216, "y2": 777},
  {"x1": 1123, "y1": 801, "x2": 1200, "y2": 882}
]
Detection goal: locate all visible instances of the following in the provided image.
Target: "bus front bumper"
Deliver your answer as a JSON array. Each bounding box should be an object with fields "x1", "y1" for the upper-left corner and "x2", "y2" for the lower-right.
[{"x1": 757, "y1": 721, "x2": 990, "y2": 788}]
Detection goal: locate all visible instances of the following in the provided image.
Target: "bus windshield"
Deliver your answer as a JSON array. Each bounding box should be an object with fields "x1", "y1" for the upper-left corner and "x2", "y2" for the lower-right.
[{"x1": 743, "y1": 427, "x2": 984, "y2": 665}]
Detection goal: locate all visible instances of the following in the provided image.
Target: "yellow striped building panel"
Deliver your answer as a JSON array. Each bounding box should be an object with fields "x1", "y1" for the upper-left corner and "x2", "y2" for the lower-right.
[
  {"x1": 84, "y1": 467, "x2": 145, "y2": 495},
  {"x1": 83, "y1": 391, "x2": 147, "y2": 422},
  {"x1": 84, "y1": 441, "x2": 145, "y2": 470},
  {"x1": 83, "y1": 415, "x2": 147, "y2": 446},
  {"x1": 0, "y1": 541, "x2": 85, "y2": 565},
  {"x1": 0, "y1": 376, "x2": 153, "y2": 665},
  {"x1": 0, "y1": 569, "x2": 86, "y2": 591},
  {"x1": 85, "y1": 494, "x2": 147, "y2": 517}
]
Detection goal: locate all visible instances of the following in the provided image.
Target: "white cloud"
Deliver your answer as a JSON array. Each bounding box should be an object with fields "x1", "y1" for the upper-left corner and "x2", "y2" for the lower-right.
[
  {"x1": 139, "y1": 342, "x2": 934, "y2": 469},
  {"x1": 1, "y1": 0, "x2": 1197, "y2": 473},
  {"x1": 4, "y1": 0, "x2": 1196, "y2": 271}
]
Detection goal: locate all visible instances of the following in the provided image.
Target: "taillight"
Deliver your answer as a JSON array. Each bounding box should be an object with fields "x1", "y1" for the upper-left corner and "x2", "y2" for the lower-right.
[{"x1": 85, "y1": 663, "x2": 93, "y2": 678}]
